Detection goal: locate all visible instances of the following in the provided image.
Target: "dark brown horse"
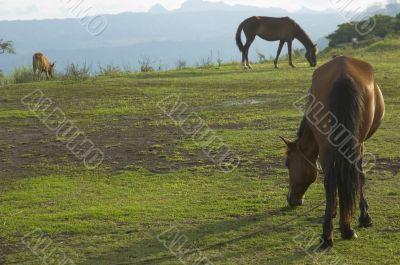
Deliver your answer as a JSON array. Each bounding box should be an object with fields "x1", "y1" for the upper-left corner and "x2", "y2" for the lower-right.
[
  {"x1": 236, "y1": 16, "x2": 317, "y2": 69},
  {"x1": 281, "y1": 56, "x2": 385, "y2": 248}
]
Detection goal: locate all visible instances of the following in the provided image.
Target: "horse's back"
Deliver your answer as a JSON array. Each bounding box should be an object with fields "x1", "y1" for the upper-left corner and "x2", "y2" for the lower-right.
[
  {"x1": 33, "y1": 53, "x2": 49, "y2": 71},
  {"x1": 310, "y1": 57, "x2": 375, "y2": 104},
  {"x1": 252, "y1": 16, "x2": 297, "y2": 41},
  {"x1": 33, "y1": 53, "x2": 43, "y2": 69},
  {"x1": 309, "y1": 56, "x2": 384, "y2": 143},
  {"x1": 312, "y1": 56, "x2": 374, "y2": 87}
]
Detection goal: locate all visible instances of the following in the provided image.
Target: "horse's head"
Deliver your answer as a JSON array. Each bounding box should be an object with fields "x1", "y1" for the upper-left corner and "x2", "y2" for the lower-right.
[
  {"x1": 305, "y1": 44, "x2": 318, "y2": 67},
  {"x1": 281, "y1": 137, "x2": 318, "y2": 207},
  {"x1": 49, "y1": 62, "x2": 56, "y2": 78}
]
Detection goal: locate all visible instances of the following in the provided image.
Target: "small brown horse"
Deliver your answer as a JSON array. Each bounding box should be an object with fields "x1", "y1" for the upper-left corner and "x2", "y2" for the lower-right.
[
  {"x1": 236, "y1": 16, "x2": 317, "y2": 69},
  {"x1": 33, "y1": 53, "x2": 55, "y2": 81},
  {"x1": 281, "y1": 56, "x2": 385, "y2": 248}
]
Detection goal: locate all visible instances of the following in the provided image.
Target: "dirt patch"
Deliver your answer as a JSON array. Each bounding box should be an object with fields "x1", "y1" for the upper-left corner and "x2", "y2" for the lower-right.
[{"x1": 0, "y1": 115, "x2": 216, "y2": 179}]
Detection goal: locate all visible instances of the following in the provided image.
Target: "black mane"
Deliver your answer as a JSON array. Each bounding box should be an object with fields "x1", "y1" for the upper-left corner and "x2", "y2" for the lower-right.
[{"x1": 297, "y1": 116, "x2": 307, "y2": 139}]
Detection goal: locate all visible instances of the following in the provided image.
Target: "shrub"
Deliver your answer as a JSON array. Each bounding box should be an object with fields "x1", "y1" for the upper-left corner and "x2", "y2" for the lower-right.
[
  {"x1": 364, "y1": 37, "x2": 400, "y2": 52},
  {"x1": 256, "y1": 49, "x2": 267, "y2": 64},
  {"x1": 293, "y1": 48, "x2": 306, "y2": 58},
  {"x1": 175, "y1": 58, "x2": 187, "y2": 70},
  {"x1": 138, "y1": 57, "x2": 154, "y2": 72},
  {"x1": 216, "y1": 51, "x2": 223, "y2": 67}
]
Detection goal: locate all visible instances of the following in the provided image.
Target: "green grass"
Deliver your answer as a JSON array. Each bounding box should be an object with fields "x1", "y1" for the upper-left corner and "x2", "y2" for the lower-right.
[{"x1": 0, "y1": 39, "x2": 400, "y2": 265}]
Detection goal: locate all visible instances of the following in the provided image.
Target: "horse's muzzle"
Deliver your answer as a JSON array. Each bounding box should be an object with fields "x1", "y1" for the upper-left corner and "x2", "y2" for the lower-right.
[{"x1": 287, "y1": 193, "x2": 304, "y2": 207}]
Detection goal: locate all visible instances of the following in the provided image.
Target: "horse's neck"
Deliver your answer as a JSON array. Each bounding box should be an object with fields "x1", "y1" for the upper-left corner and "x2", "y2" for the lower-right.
[
  {"x1": 298, "y1": 125, "x2": 319, "y2": 162},
  {"x1": 295, "y1": 27, "x2": 314, "y2": 50}
]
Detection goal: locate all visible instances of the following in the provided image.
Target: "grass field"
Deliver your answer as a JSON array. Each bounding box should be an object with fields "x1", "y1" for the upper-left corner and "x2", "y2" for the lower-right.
[{"x1": 1, "y1": 41, "x2": 400, "y2": 265}]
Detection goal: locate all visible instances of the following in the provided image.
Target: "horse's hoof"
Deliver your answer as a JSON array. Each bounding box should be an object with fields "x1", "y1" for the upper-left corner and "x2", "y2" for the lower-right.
[
  {"x1": 319, "y1": 236, "x2": 333, "y2": 249},
  {"x1": 290, "y1": 65, "x2": 296, "y2": 68},
  {"x1": 274, "y1": 66, "x2": 279, "y2": 69},
  {"x1": 341, "y1": 228, "x2": 358, "y2": 240},
  {"x1": 248, "y1": 65, "x2": 253, "y2": 70},
  {"x1": 359, "y1": 215, "x2": 373, "y2": 228}
]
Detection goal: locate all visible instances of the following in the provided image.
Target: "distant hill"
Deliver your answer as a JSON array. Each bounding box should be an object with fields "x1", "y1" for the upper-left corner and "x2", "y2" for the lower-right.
[
  {"x1": 148, "y1": 4, "x2": 168, "y2": 14},
  {"x1": 0, "y1": 0, "x2": 361, "y2": 73}
]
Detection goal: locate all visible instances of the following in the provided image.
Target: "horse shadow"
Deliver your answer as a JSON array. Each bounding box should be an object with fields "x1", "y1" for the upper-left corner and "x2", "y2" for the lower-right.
[{"x1": 80, "y1": 205, "x2": 323, "y2": 265}]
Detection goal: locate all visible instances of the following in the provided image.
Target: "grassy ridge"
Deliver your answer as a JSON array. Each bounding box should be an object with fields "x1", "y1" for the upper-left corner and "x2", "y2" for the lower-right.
[{"x1": 0, "y1": 40, "x2": 400, "y2": 264}]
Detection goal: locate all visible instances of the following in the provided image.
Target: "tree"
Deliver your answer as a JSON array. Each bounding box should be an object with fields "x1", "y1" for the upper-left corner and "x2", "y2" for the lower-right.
[
  {"x1": 327, "y1": 14, "x2": 400, "y2": 47},
  {"x1": 0, "y1": 39, "x2": 15, "y2": 55}
]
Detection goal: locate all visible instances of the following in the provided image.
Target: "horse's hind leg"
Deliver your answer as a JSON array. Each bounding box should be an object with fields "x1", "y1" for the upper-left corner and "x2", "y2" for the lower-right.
[
  {"x1": 339, "y1": 158, "x2": 361, "y2": 240},
  {"x1": 319, "y1": 154, "x2": 336, "y2": 248},
  {"x1": 274, "y1": 40, "x2": 285, "y2": 69},
  {"x1": 242, "y1": 51, "x2": 248, "y2": 70},
  {"x1": 339, "y1": 195, "x2": 358, "y2": 240},
  {"x1": 332, "y1": 191, "x2": 338, "y2": 219},
  {"x1": 243, "y1": 34, "x2": 255, "y2": 69},
  {"x1": 359, "y1": 172, "x2": 373, "y2": 227},
  {"x1": 358, "y1": 155, "x2": 373, "y2": 227}
]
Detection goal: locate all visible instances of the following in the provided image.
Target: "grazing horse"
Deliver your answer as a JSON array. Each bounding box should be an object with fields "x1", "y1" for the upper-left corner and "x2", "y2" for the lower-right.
[
  {"x1": 33, "y1": 53, "x2": 55, "y2": 81},
  {"x1": 236, "y1": 16, "x2": 317, "y2": 69},
  {"x1": 281, "y1": 56, "x2": 385, "y2": 248}
]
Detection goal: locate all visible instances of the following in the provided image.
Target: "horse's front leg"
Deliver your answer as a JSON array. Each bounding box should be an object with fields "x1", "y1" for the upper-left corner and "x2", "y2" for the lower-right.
[
  {"x1": 274, "y1": 40, "x2": 285, "y2": 69},
  {"x1": 288, "y1": 40, "x2": 296, "y2": 68}
]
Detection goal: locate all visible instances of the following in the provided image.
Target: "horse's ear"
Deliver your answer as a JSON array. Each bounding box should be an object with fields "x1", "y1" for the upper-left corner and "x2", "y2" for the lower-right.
[
  {"x1": 279, "y1": 136, "x2": 292, "y2": 147},
  {"x1": 314, "y1": 44, "x2": 317, "y2": 47},
  {"x1": 51, "y1": 62, "x2": 56, "y2": 67}
]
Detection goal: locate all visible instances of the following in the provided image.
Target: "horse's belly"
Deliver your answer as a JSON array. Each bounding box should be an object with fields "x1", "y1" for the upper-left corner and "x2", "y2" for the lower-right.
[
  {"x1": 256, "y1": 27, "x2": 291, "y2": 41},
  {"x1": 258, "y1": 34, "x2": 280, "y2": 42}
]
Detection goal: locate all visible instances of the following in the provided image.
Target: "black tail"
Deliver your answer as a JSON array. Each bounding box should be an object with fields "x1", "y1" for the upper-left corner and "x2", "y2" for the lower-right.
[
  {"x1": 236, "y1": 21, "x2": 245, "y2": 52},
  {"x1": 326, "y1": 77, "x2": 361, "y2": 220}
]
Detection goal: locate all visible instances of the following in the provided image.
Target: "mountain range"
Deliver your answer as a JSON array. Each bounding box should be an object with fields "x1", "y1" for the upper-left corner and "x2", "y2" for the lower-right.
[{"x1": 0, "y1": 0, "x2": 395, "y2": 73}]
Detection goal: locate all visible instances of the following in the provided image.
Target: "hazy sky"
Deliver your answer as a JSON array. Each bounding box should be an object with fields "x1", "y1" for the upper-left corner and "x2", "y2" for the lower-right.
[{"x1": 0, "y1": 0, "x2": 385, "y2": 21}]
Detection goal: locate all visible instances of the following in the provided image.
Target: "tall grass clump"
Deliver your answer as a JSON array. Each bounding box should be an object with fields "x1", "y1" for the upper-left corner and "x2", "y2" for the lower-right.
[
  {"x1": 0, "y1": 70, "x2": 13, "y2": 86},
  {"x1": 12, "y1": 66, "x2": 35, "y2": 84},
  {"x1": 62, "y1": 63, "x2": 91, "y2": 80},
  {"x1": 98, "y1": 64, "x2": 125, "y2": 76},
  {"x1": 197, "y1": 50, "x2": 215, "y2": 68}
]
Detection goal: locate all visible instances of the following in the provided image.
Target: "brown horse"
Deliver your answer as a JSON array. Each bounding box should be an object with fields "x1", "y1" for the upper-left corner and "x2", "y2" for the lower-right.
[
  {"x1": 281, "y1": 56, "x2": 385, "y2": 248},
  {"x1": 33, "y1": 53, "x2": 55, "y2": 81},
  {"x1": 236, "y1": 16, "x2": 317, "y2": 69}
]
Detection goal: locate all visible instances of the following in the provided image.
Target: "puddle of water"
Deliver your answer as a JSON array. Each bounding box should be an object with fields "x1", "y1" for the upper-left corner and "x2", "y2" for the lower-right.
[{"x1": 222, "y1": 98, "x2": 272, "y2": 107}]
